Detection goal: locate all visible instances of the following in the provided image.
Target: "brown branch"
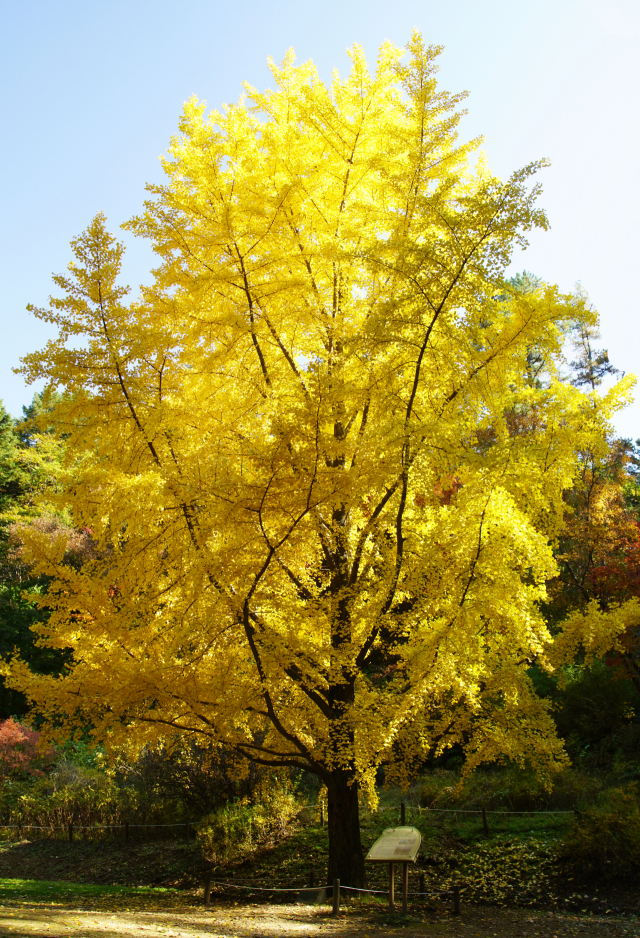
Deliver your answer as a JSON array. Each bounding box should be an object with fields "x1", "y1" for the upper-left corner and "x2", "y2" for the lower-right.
[{"x1": 241, "y1": 601, "x2": 318, "y2": 766}]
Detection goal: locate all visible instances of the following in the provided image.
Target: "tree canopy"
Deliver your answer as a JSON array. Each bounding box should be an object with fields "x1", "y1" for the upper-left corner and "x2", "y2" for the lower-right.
[
  {"x1": 6, "y1": 33, "x2": 636, "y2": 884},
  {"x1": 0, "y1": 394, "x2": 69, "y2": 718}
]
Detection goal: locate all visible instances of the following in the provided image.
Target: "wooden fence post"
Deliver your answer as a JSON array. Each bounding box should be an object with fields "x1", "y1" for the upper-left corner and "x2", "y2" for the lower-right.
[
  {"x1": 481, "y1": 806, "x2": 489, "y2": 837},
  {"x1": 204, "y1": 872, "x2": 212, "y2": 906},
  {"x1": 388, "y1": 862, "x2": 395, "y2": 912},
  {"x1": 400, "y1": 802, "x2": 406, "y2": 825},
  {"x1": 402, "y1": 861, "x2": 408, "y2": 915},
  {"x1": 331, "y1": 878, "x2": 340, "y2": 916},
  {"x1": 453, "y1": 884, "x2": 461, "y2": 915}
]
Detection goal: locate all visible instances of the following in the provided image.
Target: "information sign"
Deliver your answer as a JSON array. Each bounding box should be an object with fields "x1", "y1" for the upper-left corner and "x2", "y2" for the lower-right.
[{"x1": 365, "y1": 826, "x2": 421, "y2": 863}]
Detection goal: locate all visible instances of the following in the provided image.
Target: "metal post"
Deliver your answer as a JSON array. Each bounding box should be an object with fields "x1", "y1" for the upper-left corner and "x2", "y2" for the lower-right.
[
  {"x1": 481, "y1": 806, "x2": 489, "y2": 837},
  {"x1": 453, "y1": 884, "x2": 461, "y2": 915},
  {"x1": 331, "y1": 878, "x2": 340, "y2": 916},
  {"x1": 400, "y1": 801, "x2": 406, "y2": 826},
  {"x1": 402, "y1": 861, "x2": 408, "y2": 915},
  {"x1": 388, "y1": 862, "x2": 395, "y2": 912},
  {"x1": 68, "y1": 823, "x2": 73, "y2": 843},
  {"x1": 204, "y1": 872, "x2": 212, "y2": 906}
]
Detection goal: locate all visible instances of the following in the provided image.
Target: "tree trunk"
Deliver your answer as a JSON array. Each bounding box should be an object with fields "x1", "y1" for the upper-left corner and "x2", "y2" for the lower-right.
[{"x1": 326, "y1": 768, "x2": 366, "y2": 887}]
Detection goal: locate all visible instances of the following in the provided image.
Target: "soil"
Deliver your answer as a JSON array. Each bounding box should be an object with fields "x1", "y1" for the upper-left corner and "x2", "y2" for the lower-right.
[{"x1": 0, "y1": 900, "x2": 638, "y2": 937}]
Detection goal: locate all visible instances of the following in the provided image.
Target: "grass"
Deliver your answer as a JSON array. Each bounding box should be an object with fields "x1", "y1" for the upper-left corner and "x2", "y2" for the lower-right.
[{"x1": 0, "y1": 877, "x2": 196, "y2": 910}]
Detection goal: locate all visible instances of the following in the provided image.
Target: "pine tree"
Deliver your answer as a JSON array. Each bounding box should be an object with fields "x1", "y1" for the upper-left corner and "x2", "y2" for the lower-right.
[{"x1": 569, "y1": 284, "x2": 620, "y2": 391}]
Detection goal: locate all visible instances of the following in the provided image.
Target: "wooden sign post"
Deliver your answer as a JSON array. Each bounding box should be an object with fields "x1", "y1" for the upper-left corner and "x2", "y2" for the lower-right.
[{"x1": 365, "y1": 827, "x2": 421, "y2": 915}]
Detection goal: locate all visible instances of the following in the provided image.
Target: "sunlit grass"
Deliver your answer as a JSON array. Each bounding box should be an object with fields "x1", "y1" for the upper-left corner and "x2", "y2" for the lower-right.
[{"x1": 0, "y1": 878, "x2": 194, "y2": 910}]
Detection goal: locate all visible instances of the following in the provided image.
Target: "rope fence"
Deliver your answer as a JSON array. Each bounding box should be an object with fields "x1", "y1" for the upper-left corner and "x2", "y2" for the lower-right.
[
  {"x1": 0, "y1": 799, "x2": 576, "y2": 843},
  {"x1": 0, "y1": 820, "x2": 199, "y2": 843},
  {"x1": 202, "y1": 873, "x2": 464, "y2": 916},
  {"x1": 371, "y1": 800, "x2": 575, "y2": 838},
  {"x1": 0, "y1": 822, "x2": 192, "y2": 830},
  {"x1": 374, "y1": 804, "x2": 574, "y2": 815},
  {"x1": 203, "y1": 878, "x2": 456, "y2": 898}
]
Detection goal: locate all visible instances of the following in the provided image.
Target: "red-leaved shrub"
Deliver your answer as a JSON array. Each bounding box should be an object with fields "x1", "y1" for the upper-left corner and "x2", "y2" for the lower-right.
[{"x1": 0, "y1": 718, "x2": 52, "y2": 780}]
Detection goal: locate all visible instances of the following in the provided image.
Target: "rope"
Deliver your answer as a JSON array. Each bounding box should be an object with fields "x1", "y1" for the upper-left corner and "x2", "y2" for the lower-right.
[
  {"x1": 372, "y1": 805, "x2": 574, "y2": 816},
  {"x1": 205, "y1": 879, "x2": 457, "y2": 897},
  {"x1": 340, "y1": 885, "x2": 455, "y2": 897},
  {"x1": 0, "y1": 822, "x2": 191, "y2": 830},
  {"x1": 423, "y1": 807, "x2": 574, "y2": 815},
  {"x1": 205, "y1": 879, "x2": 320, "y2": 893},
  {"x1": 0, "y1": 804, "x2": 575, "y2": 831},
  {"x1": 127, "y1": 823, "x2": 190, "y2": 828}
]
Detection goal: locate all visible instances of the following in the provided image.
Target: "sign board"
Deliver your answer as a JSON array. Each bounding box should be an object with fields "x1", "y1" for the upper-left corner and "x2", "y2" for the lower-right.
[{"x1": 365, "y1": 826, "x2": 421, "y2": 863}]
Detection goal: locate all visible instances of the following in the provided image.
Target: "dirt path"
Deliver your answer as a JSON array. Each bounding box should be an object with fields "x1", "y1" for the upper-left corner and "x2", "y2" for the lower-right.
[{"x1": 0, "y1": 902, "x2": 638, "y2": 938}]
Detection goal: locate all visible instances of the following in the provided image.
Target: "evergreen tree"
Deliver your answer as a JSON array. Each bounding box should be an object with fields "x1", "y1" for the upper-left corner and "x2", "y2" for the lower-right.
[
  {"x1": 569, "y1": 284, "x2": 620, "y2": 391},
  {"x1": 0, "y1": 395, "x2": 68, "y2": 718}
]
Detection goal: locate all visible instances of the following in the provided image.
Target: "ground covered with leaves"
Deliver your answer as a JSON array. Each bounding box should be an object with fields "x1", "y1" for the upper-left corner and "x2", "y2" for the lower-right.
[
  {"x1": 0, "y1": 812, "x2": 639, "y2": 918},
  {"x1": 0, "y1": 838, "x2": 206, "y2": 890},
  {"x1": 0, "y1": 888, "x2": 638, "y2": 938},
  {"x1": 0, "y1": 810, "x2": 639, "y2": 936}
]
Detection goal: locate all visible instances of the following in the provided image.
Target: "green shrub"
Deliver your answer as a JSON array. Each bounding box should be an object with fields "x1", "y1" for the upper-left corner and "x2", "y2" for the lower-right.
[
  {"x1": 561, "y1": 783, "x2": 640, "y2": 881},
  {"x1": 419, "y1": 765, "x2": 602, "y2": 812},
  {"x1": 116, "y1": 741, "x2": 268, "y2": 819},
  {"x1": 0, "y1": 760, "x2": 138, "y2": 826},
  {"x1": 551, "y1": 662, "x2": 640, "y2": 767},
  {"x1": 196, "y1": 787, "x2": 299, "y2": 867},
  {"x1": 418, "y1": 769, "x2": 459, "y2": 808}
]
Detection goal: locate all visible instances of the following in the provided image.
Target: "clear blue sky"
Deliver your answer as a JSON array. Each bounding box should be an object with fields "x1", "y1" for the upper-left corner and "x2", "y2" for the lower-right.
[{"x1": 2, "y1": 0, "x2": 638, "y2": 435}]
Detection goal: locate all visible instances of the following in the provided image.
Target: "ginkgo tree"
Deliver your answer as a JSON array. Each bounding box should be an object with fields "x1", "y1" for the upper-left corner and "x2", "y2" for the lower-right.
[{"x1": 7, "y1": 33, "x2": 635, "y2": 885}]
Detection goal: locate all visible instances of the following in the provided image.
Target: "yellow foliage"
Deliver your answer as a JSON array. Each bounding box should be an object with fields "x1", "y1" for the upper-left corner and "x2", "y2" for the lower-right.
[
  {"x1": 4, "y1": 34, "x2": 634, "y2": 878},
  {"x1": 551, "y1": 598, "x2": 640, "y2": 667}
]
